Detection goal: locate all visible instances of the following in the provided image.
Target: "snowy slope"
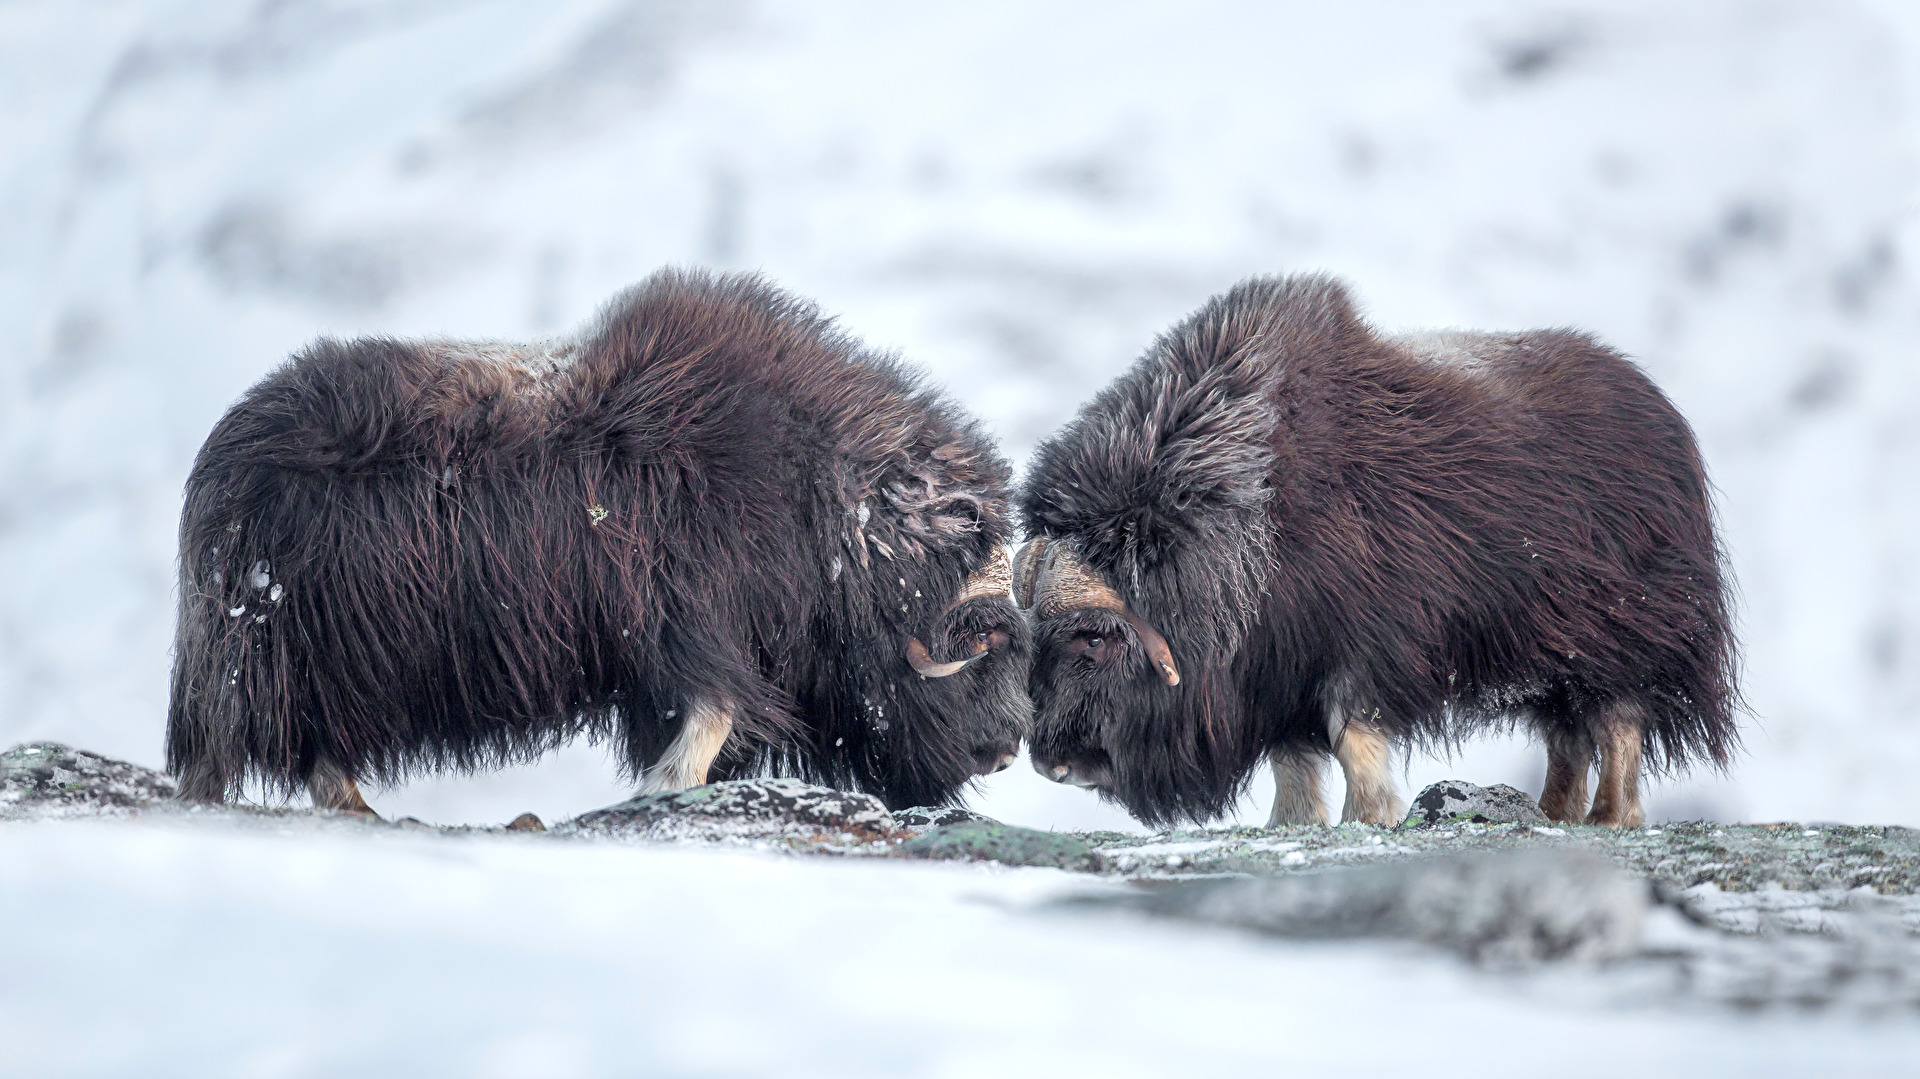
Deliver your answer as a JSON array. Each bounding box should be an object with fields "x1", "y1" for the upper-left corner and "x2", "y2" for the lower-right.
[
  {"x1": 4, "y1": 819, "x2": 1916, "y2": 1077},
  {"x1": 4, "y1": 0, "x2": 1920, "y2": 828}
]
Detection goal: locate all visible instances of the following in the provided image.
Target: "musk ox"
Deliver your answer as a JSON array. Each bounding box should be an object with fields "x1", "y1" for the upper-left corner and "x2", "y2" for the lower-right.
[
  {"x1": 1016, "y1": 274, "x2": 1738, "y2": 829},
  {"x1": 167, "y1": 269, "x2": 1031, "y2": 816}
]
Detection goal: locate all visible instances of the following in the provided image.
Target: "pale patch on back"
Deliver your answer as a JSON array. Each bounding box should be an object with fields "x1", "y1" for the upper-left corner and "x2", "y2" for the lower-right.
[
  {"x1": 421, "y1": 337, "x2": 582, "y2": 382},
  {"x1": 415, "y1": 337, "x2": 585, "y2": 428},
  {"x1": 1393, "y1": 330, "x2": 1517, "y2": 379}
]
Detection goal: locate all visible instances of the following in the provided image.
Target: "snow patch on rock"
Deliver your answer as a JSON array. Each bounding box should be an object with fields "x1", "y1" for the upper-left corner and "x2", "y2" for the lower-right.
[{"x1": 558, "y1": 778, "x2": 898, "y2": 849}]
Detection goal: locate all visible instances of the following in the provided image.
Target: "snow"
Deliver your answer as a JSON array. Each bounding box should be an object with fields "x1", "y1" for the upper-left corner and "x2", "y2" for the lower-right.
[
  {"x1": 5, "y1": 1, "x2": 1920, "y2": 834},
  {"x1": 3, "y1": 818, "x2": 1916, "y2": 1078}
]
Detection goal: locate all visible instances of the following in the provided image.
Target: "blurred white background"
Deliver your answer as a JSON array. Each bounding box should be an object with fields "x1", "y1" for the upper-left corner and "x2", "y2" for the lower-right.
[{"x1": 4, "y1": 0, "x2": 1918, "y2": 830}]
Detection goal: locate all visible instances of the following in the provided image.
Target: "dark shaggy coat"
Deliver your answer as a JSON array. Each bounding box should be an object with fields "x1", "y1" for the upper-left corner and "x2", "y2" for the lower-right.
[
  {"x1": 167, "y1": 269, "x2": 1030, "y2": 811},
  {"x1": 1020, "y1": 274, "x2": 1739, "y2": 826}
]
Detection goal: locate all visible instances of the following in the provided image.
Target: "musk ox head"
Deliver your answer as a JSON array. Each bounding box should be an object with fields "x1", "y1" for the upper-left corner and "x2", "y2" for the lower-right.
[
  {"x1": 885, "y1": 544, "x2": 1033, "y2": 800},
  {"x1": 1014, "y1": 278, "x2": 1308, "y2": 826},
  {"x1": 1016, "y1": 535, "x2": 1263, "y2": 827},
  {"x1": 722, "y1": 541, "x2": 1032, "y2": 811}
]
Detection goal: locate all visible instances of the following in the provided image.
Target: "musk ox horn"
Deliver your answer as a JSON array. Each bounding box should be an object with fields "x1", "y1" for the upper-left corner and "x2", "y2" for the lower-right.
[
  {"x1": 904, "y1": 546, "x2": 1017, "y2": 678},
  {"x1": 906, "y1": 637, "x2": 990, "y2": 678},
  {"x1": 952, "y1": 544, "x2": 1014, "y2": 607},
  {"x1": 1011, "y1": 536, "x2": 1049, "y2": 610},
  {"x1": 1013, "y1": 537, "x2": 1181, "y2": 687}
]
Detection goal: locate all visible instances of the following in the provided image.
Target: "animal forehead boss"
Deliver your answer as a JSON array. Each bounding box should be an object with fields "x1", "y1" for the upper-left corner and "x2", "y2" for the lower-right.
[{"x1": 1012, "y1": 536, "x2": 1180, "y2": 686}]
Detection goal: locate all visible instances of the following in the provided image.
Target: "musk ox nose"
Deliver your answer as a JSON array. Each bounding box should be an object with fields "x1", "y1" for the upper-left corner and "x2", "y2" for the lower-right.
[
  {"x1": 1037, "y1": 757, "x2": 1105, "y2": 789},
  {"x1": 971, "y1": 744, "x2": 1020, "y2": 776}
]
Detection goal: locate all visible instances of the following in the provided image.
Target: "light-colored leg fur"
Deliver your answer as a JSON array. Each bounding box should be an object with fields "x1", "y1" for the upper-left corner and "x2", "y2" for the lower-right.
[
  {"x1": 638, "y1": 696, "x2": 736, "y2": 794},
  {"x1": 175, "y1": 758, "x2": 229, "y2": 804},
  {"x1": 308, "y1": 760, "x2": 378, "y2": 819},
  {"x1": 1586, "y1": 703, "x2": 1647, "y2": 828},
  {"x1": 1266, "y1": 748, "x2": 1330, "y2": 826},
  {"x1": 1333, "y1": 722, "x2": 1406, "y2": 826},
  {"x1": 1538, "y1": 727, "x2": 1594, "y2": 824}
]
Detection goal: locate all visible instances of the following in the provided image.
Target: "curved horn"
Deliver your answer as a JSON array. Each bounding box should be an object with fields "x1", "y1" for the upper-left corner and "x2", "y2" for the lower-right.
[
  {"x1": 1114, "y1": 609, "x2": 1182, "y2": 687},
  {"x1": 1012, "y1": 537, "x2": 1049, "y2": 610},
  {"x1": 906, "y1": 637, "x2": 990, "y2": 678},
  {"x1": 951, "y1": 544, "x2": 1014, "y2": 607},
  {"x1": 902, "y1": 547, "x2": 1015, "y2": 679},
  {"x1": 1022, "y1": 538, "x2": 1181, "y2": 687}
]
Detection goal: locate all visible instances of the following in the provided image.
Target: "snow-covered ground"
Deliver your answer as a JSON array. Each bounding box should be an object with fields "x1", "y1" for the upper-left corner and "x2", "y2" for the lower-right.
[
  {"x1": 6, "y1": 0, "x2": 1920, "y2": 830},
  {"x1": 3, "y1": 819, "x2": 1915, "y2": 1077}
]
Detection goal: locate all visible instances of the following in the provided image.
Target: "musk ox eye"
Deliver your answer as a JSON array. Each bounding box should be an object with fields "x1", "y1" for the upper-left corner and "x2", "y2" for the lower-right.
[
  {"x1": 1068, "y1": 633, "x2": 1107, "y2": 661},
  {"x1": 965, "y1": 627, "x2": 1011, "y2": 655}
]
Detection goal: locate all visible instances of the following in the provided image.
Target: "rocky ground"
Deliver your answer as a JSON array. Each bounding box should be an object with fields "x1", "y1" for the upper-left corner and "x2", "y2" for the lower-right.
[{"x1": 6, "y1": 740, "x2": 1917, "y2": 1014}]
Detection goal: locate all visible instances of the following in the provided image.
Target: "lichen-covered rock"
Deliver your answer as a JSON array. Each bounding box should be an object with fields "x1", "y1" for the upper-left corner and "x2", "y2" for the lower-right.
[
  {"x1": 1, "y1": 742, "x2": 177, "y2": 820},
  {"x1": 1657, "y1": 880, "x2": 1920, "y2": 937},
  {"x1": 1098, "y1": 849, "x2": 1645, "y2": 965},
  {"x1": 1641, "y1": 888, "x2": 1920, "y2": 1009},
  {"x1": 560, "y1": 779, "x2": 896, "y2": 845},
  {"x1": 1673, "y1": 925, "x2": 1920, "y2": 1011},
  {"x1": 1072, "y1": 820, "x2": 1920, "y2": 894},
  {"x1": 898, "y1": 821, "x2": 1103, "y2": 871},
  {"x1": 892, "y1": 805, "x2": 997, "y2": 831},
  {"x1": 1401, "y1": 780, "x2": 1548, "y2": 828}
]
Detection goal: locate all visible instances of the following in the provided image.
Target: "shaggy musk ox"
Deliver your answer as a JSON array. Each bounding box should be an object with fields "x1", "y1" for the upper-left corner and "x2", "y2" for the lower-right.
[
  {"x1": 1017, "y1": 275, "x2": 1738, "y2": 829},
  {"x1": 167, "y1": 269, "x2": 1031, "y2": 815}
]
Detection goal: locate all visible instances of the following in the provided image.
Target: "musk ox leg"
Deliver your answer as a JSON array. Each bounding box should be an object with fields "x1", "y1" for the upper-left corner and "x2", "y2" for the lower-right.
[
  {"x1": 1266, "y1": 748, "x2": 1330, "y2": 826},
  {"x1": 637, "y1": 696, "x2": 736, "y2": 794},
  {"x1": 1537, "y1": 726, "x2": 1594, "y2": 824},
  {"x1": 1332, "y1": 721, "x2": 1406, "y2": 826},
  {"x1": 307, "y1": 760, "x2": 379, "y2": 819},
  {"x1": 1586, "y1": 703, "x2": 1648, "y2": 828},
  {"x1": 173, "y1": 755, "x2": 231, "y2": 805}
]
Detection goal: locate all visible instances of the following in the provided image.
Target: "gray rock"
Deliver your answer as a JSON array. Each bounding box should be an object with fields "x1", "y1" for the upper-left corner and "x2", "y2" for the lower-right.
[
  {"x1": 1094, "y1": 849, "x2": 1645, "y2": 965},
  {"x1": 1, "y1": 742, "x2": 177, "y2": 820},
  {"x1": 560, "y1": 779, "x2": 896, "y2": 844},
  {"x1": 1640, "y1": 890, "x2": 1920, "y2": 1010},
  {"x1": 1401, "y1": 779, "x2": 1547, "y2": 828},
  {"x1": 892, "y1": 805, "x2": 997, "y2": 832},
  {"x1": 1073, "y1": 820, "x2": 1920, "y2": 894},
  {"x1": 898, "y1": 821, "x2": 1103, "y2": 871}
]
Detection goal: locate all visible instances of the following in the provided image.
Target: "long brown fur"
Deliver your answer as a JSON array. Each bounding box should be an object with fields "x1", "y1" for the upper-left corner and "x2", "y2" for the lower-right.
[
  {"x1": 167, "y1": 269, "x2": 1031, "y2": 811},
  {"x1": 1021, "y1": 274, "x2": 1740, "y2": 827}
]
